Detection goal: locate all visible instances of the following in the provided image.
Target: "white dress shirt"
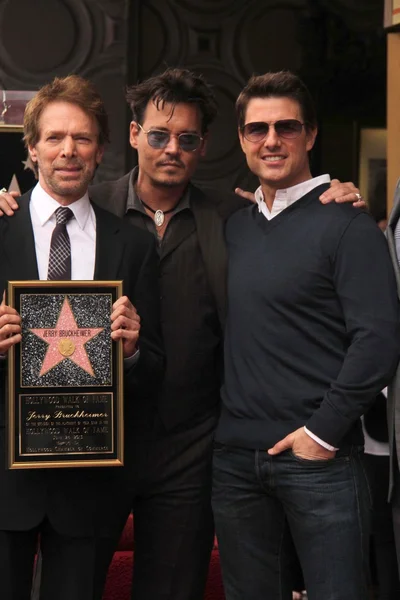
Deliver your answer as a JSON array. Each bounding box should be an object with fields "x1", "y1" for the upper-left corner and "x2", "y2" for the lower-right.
[
  {"x1": 254, "y1": 174, "x2": 331, "y2": 220},
  {"x1": 30, "y1": 182, "x2": 96, "y2": 280},
  {"x1": 255, "y1": 175, "x2": 339, "y2": 451}
]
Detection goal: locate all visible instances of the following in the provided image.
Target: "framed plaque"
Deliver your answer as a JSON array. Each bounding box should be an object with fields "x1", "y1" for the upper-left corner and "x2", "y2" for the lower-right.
[{"x1": 7, "y1": 281, "x2": 124, "y2": 469}]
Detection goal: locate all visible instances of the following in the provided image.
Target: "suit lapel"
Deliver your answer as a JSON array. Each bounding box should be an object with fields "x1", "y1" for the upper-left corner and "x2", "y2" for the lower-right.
[
  {"x1": 92, "y1": 203, "x2": 124, "y2": 280},
  {"x1": 2, "y1": 191, "x2": 39, "y2": 280},
  {"x1": 89, "y1": 172, "x2": 131, "y2": 219},
  {"x1": 191, "y1": 186, "x2": 228, "y2": 329},
  {"x1": 386, "y1": 227, "x2": 400, "y2": 297},
  {"x1": 105, "y1": 173, "x2": 131, "y2": 219},
  {"x1": 387, "y1": 179, "x2": 400, "y2": 298}
]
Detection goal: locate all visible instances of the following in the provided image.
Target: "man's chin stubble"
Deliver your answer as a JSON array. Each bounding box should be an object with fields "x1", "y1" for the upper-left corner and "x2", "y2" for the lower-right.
[
  {"x1": 50, "y1": 179, "x2": 91, "y2": 198},
  {"x1": 153, "y1": 177, "x2": 187, "y2": 189},
  {"x1": 49, "y1": 171, "x2": 94, "y2": 196}
]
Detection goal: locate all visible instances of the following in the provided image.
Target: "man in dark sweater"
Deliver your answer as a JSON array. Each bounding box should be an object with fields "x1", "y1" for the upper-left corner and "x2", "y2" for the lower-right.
[{"x1": 212, "y1": 71, "x2": 400, "y2": 600}]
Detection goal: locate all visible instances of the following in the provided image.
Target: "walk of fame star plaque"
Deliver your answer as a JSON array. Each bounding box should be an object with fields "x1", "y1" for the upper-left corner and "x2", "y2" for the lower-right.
[{"x1": 7, "y1": 281, "x2": 124, "y2": 469}]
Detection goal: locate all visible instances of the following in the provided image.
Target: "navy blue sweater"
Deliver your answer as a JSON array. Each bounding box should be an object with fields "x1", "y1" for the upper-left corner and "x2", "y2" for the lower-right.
[{"x1": 216, "y1": 184, "x2": 400, "y2": 449}]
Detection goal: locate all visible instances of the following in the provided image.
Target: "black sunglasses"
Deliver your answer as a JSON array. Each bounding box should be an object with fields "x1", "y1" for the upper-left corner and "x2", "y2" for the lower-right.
[
  {"x1": 137, "y1": 124, "x2": 203, "y2": 152},
  {"x1": 242, "y1": 120, "x2": 306, "y2": 142}
]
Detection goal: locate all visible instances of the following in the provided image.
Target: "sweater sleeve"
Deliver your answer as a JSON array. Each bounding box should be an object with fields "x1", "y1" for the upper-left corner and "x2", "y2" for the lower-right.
[{"x1": 306, "y1": 212, "x2": 400, "y2": 447}]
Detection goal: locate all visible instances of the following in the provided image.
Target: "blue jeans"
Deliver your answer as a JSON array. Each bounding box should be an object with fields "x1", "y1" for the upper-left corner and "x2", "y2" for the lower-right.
[{"x1": 212, "y1": 445, "x2": 371, "y2": 600}]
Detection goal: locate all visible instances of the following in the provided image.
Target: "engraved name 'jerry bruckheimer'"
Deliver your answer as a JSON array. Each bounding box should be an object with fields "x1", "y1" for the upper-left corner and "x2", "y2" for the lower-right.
[{"x1": 26, "y1": 410, "x2": 109, "y2": 421}]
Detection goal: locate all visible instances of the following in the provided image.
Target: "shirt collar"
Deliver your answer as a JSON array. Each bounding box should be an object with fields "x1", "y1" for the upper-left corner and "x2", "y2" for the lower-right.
[
  {"x1": 126, "y1": 166, "x2": 191, "y2": 215},
  {"x1": 31, "y1": 182, "x2": 92, "y2": 229},
  {"x1": 255, "y1": 174, "x2": 331, "y2": 213}
]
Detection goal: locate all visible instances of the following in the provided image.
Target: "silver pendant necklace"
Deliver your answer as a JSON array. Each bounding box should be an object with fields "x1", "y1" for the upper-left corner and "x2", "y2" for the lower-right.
[
  {"x1": 154, "y1": 209, "x2": 165, "y2": 227},
  {"x1": 141, "y1": 200, "x2": 175, "y2": 227}
]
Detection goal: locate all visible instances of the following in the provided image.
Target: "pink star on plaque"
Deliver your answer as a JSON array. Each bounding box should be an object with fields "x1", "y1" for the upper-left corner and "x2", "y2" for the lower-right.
[{"x1": 30, "y1": 297, "x2": 104, "y2": 377}]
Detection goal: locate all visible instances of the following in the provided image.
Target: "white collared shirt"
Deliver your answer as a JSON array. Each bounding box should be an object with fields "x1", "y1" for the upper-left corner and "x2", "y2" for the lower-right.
[
  {"x1": 255, "y1": 174, "x2": 339, "y2": 451},
  {"x1": 255, "y1": 174, "x2": 331, "y2": 220},
  {"x1": 30, "y1": 182, "x2": 96, "y2": 280}
]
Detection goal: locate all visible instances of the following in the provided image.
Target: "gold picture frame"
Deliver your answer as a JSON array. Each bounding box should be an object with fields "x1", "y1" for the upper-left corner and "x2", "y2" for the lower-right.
[
  {"x1": 0, "y1": 124, "x2": 23, "y2": 133},
  {"x1": 7, "y1": 280, "x2": 124, "y2": 470}
]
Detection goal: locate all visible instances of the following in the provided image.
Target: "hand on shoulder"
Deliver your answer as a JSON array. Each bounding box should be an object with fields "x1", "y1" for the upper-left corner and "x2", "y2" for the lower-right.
[{"x1": 0, "y1": 190, "x2": 20, "y2": 217}]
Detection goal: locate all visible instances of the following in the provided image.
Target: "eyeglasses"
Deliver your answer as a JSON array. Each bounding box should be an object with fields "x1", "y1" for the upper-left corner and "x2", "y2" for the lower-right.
[
  {"x1": 137, "y1": 123, "x2": 203, "y2": 152},
  {"x1": 242, "y1": 120, "x2": 306, "y2": 142}
]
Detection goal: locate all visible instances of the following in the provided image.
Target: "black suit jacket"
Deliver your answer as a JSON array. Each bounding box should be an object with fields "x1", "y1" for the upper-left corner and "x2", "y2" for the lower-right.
[
  {"x1": 363, "y1": 393, "x2": 389, "y2": 443},
  {"x1": 0, "y1": 191, "x2": 163, "y2": 536}
]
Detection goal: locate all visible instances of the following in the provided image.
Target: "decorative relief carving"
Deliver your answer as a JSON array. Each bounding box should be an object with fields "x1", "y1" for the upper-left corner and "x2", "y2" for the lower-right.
[
  {"x1": 0, "y1": 0, "x2": 93, "y2": 83},
  {"x1": 172, "y1": 0, "x2": 251, "y2": 19},
  {"x1": 137, "y1": 0, "x2": 312, "y2": 191},
  {"x1": 0, "y1": 0, "x2": 386, "y2": 187},
  {"x1": 84, "y1": 62, "x2": 128, "y2": 182},
  {"x1": 0, "y1": 0, "x2": 129, "y2": 181},
  {"x1": 188, "y1": 64, "x2": 244, "y2": 184},
  {"x1": 228, "y1": 6, "x2": 304, "y2": 81},
  {"x1": 137, "y1": 0, "x2": 187, "y2": 77}
]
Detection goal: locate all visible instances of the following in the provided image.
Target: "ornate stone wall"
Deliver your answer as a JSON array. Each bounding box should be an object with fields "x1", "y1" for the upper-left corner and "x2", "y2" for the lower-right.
[
  {"x1": 132, "y1": 0, "x2": 386, "y2": 191},
  {"x1": 0, "y1": 0, "x2": 386, "y2": 190},
  {"x1": 0, "y1": 0, "x2": 129, "y2": 183}
]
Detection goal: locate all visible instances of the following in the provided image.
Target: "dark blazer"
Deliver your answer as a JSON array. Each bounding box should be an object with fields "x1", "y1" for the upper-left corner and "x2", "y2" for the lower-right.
[
  {"x1": 0, "y1": 190, "x2": 163, "y2": 536},
  {"x1": 363, "y1": 392, "x2": 389, "y2": 443},
  {"x1": 387, "y1": 179, "x2": 400, "y2": 499},
  {"x1": 90, "y1": 171, "x2": 248, "y2": 333}
]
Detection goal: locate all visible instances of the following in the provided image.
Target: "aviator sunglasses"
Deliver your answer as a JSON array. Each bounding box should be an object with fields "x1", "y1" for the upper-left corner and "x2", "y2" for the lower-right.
[
  {"x1": 242, "y1": 119, "x2": 306, "y2": 142},
  {"x1": 137, "y1": 123, "x2": 203, "y2": 152}
]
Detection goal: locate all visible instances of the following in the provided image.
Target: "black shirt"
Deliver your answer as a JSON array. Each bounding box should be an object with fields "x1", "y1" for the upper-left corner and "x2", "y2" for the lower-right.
[{"x1": 125, "y1": 168, "x2": 222, "y2": 431}]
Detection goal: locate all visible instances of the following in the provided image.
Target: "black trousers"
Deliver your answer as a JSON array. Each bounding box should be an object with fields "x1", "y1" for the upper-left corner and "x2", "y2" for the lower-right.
[
  {"x1": 0, "y1": 519, "x2": 111, "y2": 600},
  {"x1": 392, "y1": 463, "x2": 400, "y2": 579},
  {"x1": 93, "y1": 413, "x2": 217, "y2": 600},
  {"x1": 364, "y1": 454, "x2": 400, "y2": 600},
  {"x1": 29, "y1": 414, "x2": 216, "y2": 600},
  {"x1": 132, "y1": 413, "x2": 216, "y2": 600}
]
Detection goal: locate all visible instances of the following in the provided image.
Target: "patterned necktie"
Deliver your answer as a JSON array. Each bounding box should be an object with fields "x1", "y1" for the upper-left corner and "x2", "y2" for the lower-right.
[{"x1": 47, "y1": 206, "x2": 74, "y2": 280}]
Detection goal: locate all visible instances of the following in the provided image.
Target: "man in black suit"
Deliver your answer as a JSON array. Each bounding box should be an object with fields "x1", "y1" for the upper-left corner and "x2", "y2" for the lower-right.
[
  {"x1": 0, "y1": 68, "x2": 363, "y2": 600},
  {"x1": 0, "y1": 75, "x2": 162, "y2": 600}
]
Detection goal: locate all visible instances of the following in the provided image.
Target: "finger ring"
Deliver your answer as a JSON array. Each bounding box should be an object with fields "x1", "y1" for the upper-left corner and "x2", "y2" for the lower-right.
[
  {"x1": 0, "y1": 188, "x2": 7, "y2": 194},
  {"x1": 355, "y1": 193, "x2": 362, "y2": 201}
]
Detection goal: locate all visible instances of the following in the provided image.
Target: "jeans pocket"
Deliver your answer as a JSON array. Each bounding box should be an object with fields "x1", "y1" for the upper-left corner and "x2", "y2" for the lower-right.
[{"x1": 289, "y1": 450, "x2": 348, "y2": 465}]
